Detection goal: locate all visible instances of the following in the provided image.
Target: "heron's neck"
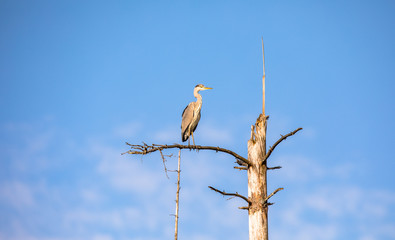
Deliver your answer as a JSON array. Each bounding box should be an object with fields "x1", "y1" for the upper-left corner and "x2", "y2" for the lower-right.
[{"x1": 194, "y1": 89, "x2": 202, "y2": 104}]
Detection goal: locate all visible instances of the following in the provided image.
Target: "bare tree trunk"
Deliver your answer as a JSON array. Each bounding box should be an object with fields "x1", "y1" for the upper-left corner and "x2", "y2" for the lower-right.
[
  {"x1": 174, "y1": 150, "x2": 181, "y2": 240},
  {"x1": 246, "y1": 38, "x2": 268, "y2": 240},
  {"x1": 248, "y1": 114, "x2": 268, "y2": 240}
]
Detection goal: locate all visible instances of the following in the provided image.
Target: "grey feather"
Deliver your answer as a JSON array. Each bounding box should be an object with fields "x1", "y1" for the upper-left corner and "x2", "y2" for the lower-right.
[
  {"x1": 181, "y1": 102, "x2": 195, "y2": 142},
  {"x1": 180, "y1": 84, "x2": 212, "y2": 144}
]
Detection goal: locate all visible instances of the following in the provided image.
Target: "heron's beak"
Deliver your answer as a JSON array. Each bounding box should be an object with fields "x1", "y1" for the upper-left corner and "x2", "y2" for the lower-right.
[{"x1": 204, "y1": 87, "x2": 213, "y2": 90}]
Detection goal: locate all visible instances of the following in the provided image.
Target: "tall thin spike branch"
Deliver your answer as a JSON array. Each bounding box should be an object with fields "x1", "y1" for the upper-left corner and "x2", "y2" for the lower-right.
[
  {"x1": 174, "y1": 150, "x2": 181, "y2": 240},
  {"x1": 262, "y1": 37, "x2": 266, "y2": 117}
]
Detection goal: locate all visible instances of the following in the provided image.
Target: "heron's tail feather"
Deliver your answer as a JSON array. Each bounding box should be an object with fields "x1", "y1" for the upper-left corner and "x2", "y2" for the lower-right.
[{"x1": 182, "y1": 132, "x2": 189, "y2": 142}]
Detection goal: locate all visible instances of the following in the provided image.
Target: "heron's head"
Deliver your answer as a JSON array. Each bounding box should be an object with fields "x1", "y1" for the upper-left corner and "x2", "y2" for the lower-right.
[{"x1": 194, "y1": 84, "x2": 213, "y2": 92}]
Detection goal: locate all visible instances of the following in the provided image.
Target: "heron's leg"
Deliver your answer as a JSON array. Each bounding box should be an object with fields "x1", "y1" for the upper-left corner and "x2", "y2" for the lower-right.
[
  {"x1": 188, "y1": 137, "x2": 190, "y2": 146},
  {"x1": 191, "y1": 131, "x2": 195, "y2": 146}
]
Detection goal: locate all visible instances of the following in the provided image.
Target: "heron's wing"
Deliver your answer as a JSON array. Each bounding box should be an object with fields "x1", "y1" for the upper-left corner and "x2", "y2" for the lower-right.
[
  {"x1": 181, "y1": 102, "x2": 195, "y2": 141},
  {"x1": 190, "y1": 110, "x2": 201, "y2": 133}
]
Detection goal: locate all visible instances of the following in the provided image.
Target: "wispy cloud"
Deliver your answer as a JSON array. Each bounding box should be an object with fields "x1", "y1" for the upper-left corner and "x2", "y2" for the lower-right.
[
  {"x1": 64, "y1": 207, "x2": 140, "y2": 230},
  {"x1": 112, "y1": 121, "x2": 143, "y2": 139},
  {"x1": 0, "y1": 181, "x2": 35, "y2": 209},
  {"x1": 272, "y1": 185, "x2": 395, "y2": 240},
  {"x1": 1, "y1": 118, "x2": 394, "y2": 240},
  {"x1": 272, "y1": 154, "x2": 356, "y2": 183},
  {"x1": 80, "y1": 189, "x2": 104, "y2": 204},
  {"x1": 269, "y1": 154, "x2": 395, "y2": 240},
  {"x1": 198, "y1": 122, "x2": 234, "y2": 144},
  {"x1": 152, "y1": 125, "x2": 179, "y2": 143},
  {"x1": 1, "y1": 121, "x2": 57, "y2": 172},
  {"x1": 90, "y1": 142, "x2": 164, "y2": 194},
  {"x1": 92, "y1": 234, "x2": 114, "y2": 240},
  {"x1": 150, "y1": 121, "x2": 235, "y2": 145}
]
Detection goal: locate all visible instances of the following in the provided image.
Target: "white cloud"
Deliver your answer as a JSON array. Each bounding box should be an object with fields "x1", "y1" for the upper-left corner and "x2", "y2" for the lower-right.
[
  {"x1": 86, "y1": 140, "x2": 163, "y2": 194},
  {"x1": 150, "y1": 121, "x2": 235, "y2": 145},
  {"x1": 309, "y1": 187, "x2": 395, "y2": 220},
  {"x1": 153, "y1": 126, "x2": 179, "y2": 143},
  {"x1": 112, "y1": 121, "x2": 143, "y2": 139},
  {"x1": 198, "y1": 123, "x2": 234, "y2": 144},
  {"x1": 98, "y1": 157, "x2": 160, "y2": 193},
  {"x1": 183, "y1": 234, "x2": 216, "y2": 240},
  {"x1": 64, "y1": 208, "x2": 131, "y2": 230},
  {"x1": 274, "y1": 155, "x2": 325, "y2": 182},
  {"x1": 2, "y1": 119, "x2": 394, "y2": 240},
  {"x1": 1, "y1": 121, "x2": 57, "y2": 173},
  {"x1": 268, "y1": 152, "x2": 395, "y2": 240},
  {"x1": 0, "y1": 181, "x2": 35, "y2": 209},
  {"x1": 63, "y1": 202, "x2": 175, "y2": 236},
  {"x1": 278, "y1": 223, "x2": 339, "y2": 240},
  {"x1": 80, "y1": 189, "x2": 104, "y2": 204},
  {"x1": 273, "y1": 154, "x2": 357, "y2": 183},
  {"x1": 271, "y1": 185, "x2": 395, "y2": 240},
  {"x1": 92, "y1": 234, "x2": 114, "y2": 240}
]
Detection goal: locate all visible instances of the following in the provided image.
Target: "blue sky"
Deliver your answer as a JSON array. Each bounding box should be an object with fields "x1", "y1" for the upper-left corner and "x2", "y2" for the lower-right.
[{"x1": 1, "y1": 0, "x2": 394, "y2": 239}]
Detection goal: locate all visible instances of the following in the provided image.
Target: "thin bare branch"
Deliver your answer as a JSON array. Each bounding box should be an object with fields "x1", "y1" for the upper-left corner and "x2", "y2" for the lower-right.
[
  {"x1": 123, "y1": 143, "x2": 250, "y2": 166},
  {"x1": 239, "y1": 206, "x2": 249, "y2": 210},
  {"x1": 267, "y1": 166, "x2": 282, "y2": 170},
  {"x1": 174, "y1": 150, "x2": 181, "y2": 240},
  {"x1": 234, "y1": 166, "x2": 248, "y2": 171},
  {"x1": 262, "y1": 37, "x2": 266, "y2": 116},
  {"x1": 159, "y1": 149, "x2": 169, "y2": 179},
  {"x1": 262, "y1": 128, "x2": 303, "y2": 164},
  {"x1": 265, "y1": 202, "x2": 274, "y2": 207},
  {"x1": 236, "y1": 159, "x2": 248, "y2": 167},
  {"x1": 265, "y1": 187, "x2": 284, "y2": 203},
  {"x1": 208, "y1": 186, "x2": 251, "y2": 205}
]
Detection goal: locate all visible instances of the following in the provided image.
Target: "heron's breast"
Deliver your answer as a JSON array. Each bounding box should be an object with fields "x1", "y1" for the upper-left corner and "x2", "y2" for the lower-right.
[{"x1": 193, "y1": 105, "x2": 201, "y2": 119}]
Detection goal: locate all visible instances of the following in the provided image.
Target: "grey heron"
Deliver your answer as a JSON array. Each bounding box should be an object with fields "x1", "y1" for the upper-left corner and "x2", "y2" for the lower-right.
[{"x1": 181, "y1": 84, "x2": 212, "y2": 145}]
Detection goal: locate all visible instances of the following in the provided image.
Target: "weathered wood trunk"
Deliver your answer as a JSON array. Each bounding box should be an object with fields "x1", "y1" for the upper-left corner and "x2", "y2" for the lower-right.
[
  {"x1": 174, "y1": 150, "x2": 181, "y2": 240},
  {"x1": 247, "y1": 114, "x2": 268, "y2": 240}
]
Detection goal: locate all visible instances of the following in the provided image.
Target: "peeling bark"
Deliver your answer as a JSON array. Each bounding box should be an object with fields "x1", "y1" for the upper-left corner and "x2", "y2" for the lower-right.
[{"x1": 247, "y1": 114, "x2": 268, "y2": 240}]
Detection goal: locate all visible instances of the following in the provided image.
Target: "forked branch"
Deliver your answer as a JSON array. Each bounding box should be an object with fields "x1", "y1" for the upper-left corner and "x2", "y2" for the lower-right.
[
  {"x1": 265, "y1": 187, "x2": 284, "y2": 203},
  {"x1": 123, "y1": 143, "x2": 250, "y2": 166},
  {"x1": 208, "y1": 186, "x2": 251, "y2": 205},
  {"x1": 262, "y1": 127, "x2": 303, "y2": 164},
  {"x1": 159, "y1": 149, "x2": 171, "y2": 179}
]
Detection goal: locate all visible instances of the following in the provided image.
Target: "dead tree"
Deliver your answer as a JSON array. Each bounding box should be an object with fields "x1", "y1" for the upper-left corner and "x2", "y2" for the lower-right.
[
  {"x1": 174, "y1": 150, "x2": 181, "y2": 240},
  {"x1": 123, "y1": 41, "x2": 302, "y2": 240}
]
